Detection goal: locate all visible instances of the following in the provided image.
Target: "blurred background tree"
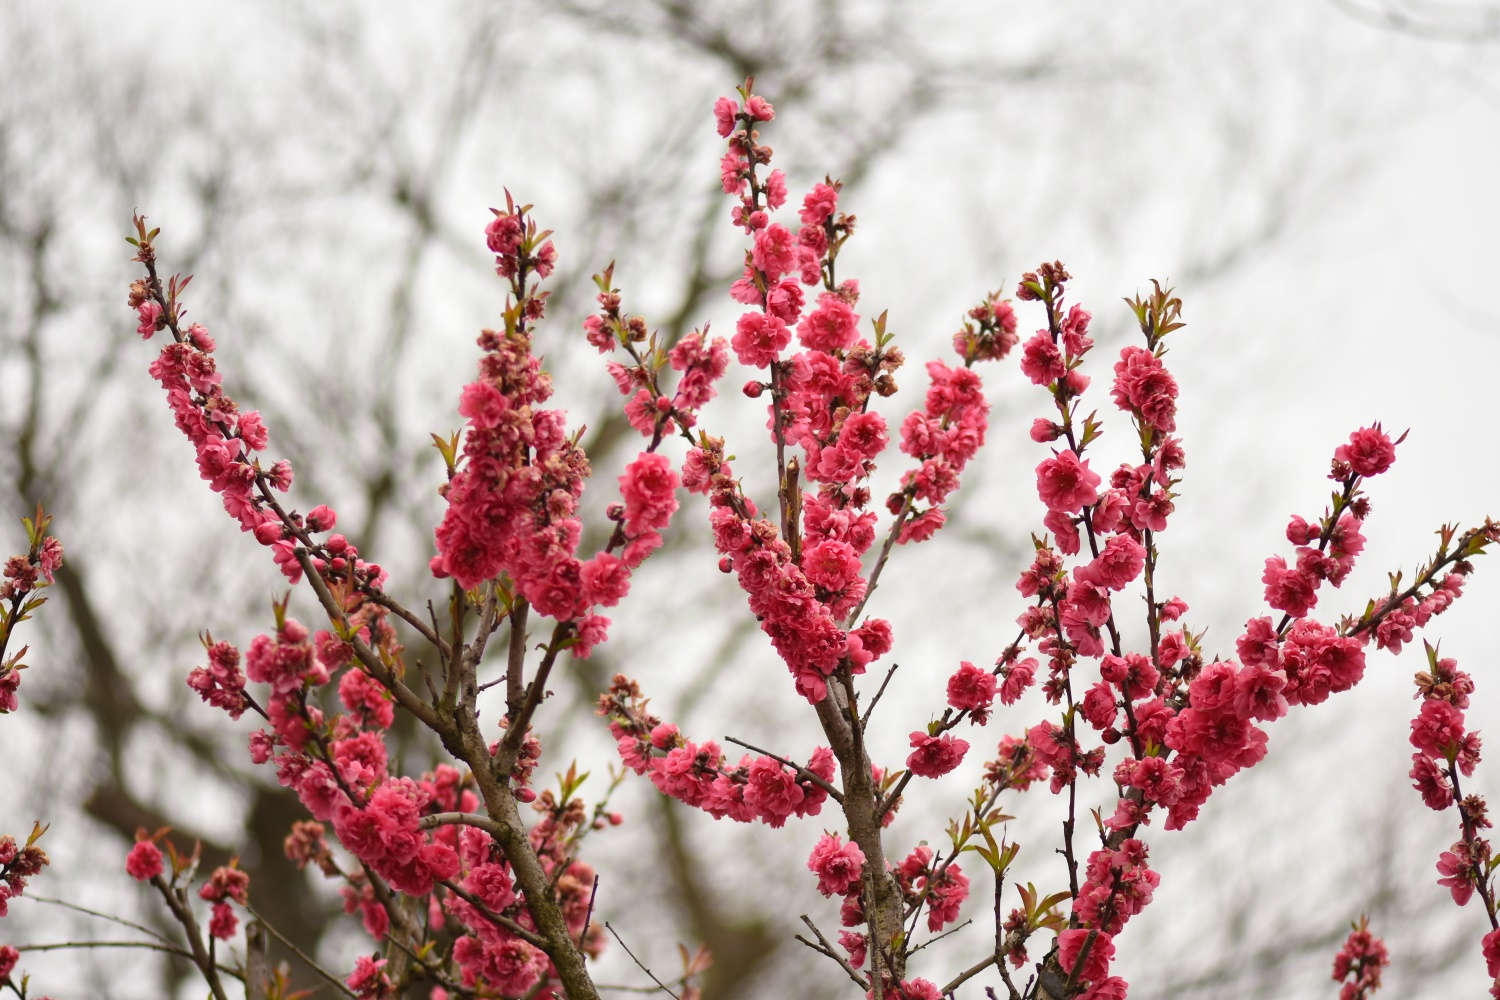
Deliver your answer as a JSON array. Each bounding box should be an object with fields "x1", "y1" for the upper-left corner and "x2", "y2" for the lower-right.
[{"x1": 1, "y1": 1, "x2": 1496, "y2": 997}]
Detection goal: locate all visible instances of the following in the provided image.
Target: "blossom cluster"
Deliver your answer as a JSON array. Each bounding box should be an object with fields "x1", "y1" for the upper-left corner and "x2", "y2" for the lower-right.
[
  {"x1": 1332, "y1": 916, "x2": 1390, "y2": 1000},
  {"x1": 128, "y1": 246, "x2": 347, "y2": 587},
  {"x1": 0, "y1": 509, "x2": 62, "y2": 987},
  {"x1": 0, "y1": 508, "x2": 62, "y2": 715},
  {"x1": 1402, "y1": 641, "x2": 1500, "y2": 997},
  {"x1": 600, "y1": 675, "x2": 836, "y2": 827},
  {"x1": 128, "y1": 204, "x2": 633, "y2": 997},
  {"x1": 101, "y1": 80, "x2": 1500, "y2": 1000},
  {"x1": 431, "y1": 198, "x2": 704, "y2": 659}
]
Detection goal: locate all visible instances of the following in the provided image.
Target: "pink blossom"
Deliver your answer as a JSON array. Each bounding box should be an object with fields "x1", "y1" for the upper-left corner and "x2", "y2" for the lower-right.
[
  {"x1": 797, "y1": 293, "x2": 858, "y2": 352},
  {"x1": 907, "y1": 731, "x2": 969, "y2": 778},
  {"x1": 751, "y1": 224, "x2": 797, "y2": 282},
  {"x1": 1058, "y1": 928, "x2": 1115, "y2": 985},
  {"x1": 745, "y1": 95, "x2": 774, "y2": 121},
  {"x1": 125, "y1": 840, "x2": 163, "y2": 881},
  {"x1": 208, "y1": 901, "x2": 237, "y2": 940},
  {"x1": 346, "y1": 954, "x2": 393, "y2": 999},
  {"x1": 1262, "y1": 556, "x2": 1318, "y2": 617},
  {"x1": 1436, "y1": 842, "x2": 1477, "y2": 905},
  {"x1": 713, "y1": 96, "x2": 738, "y2": 136},
  {"x1": 1081, "y1": 977, "x2": 1128, "y2": 1000},
  {"x1": 1020, "y1": 332, "x2": 1065, "y2": 386},
  {"x1": 1482, "y1": 928, "x2": 1500, "y2": 978},
  {"x1": 999, "y1": 658, "x2": 1037, "y2": 705},
  {"x1": 1410, "y1": 699, "x2": 1465, "y2": 758},
  {"x1": 136, "y1": 300, "x2": 164, "y2": 339},
  {"x1": 743, "y1": 756, "x2": 805, "y2": 827},
  {"x1": 620, "y1": 452, "x2": 680, "y2": 534},
  {"x1": 339, "y1": 669, "x2": 395, "y2": 729},
  {"x1": 946, "y1": 662, "x2": 997, "y2": 715},
  {"x1": 801, "y1": 182, "x2": 839, "y2": 225},
  {"x1": 1335, "y1": 425, "x2": 1397, "y2": 478},
  {"x1": 731, "y1": 311, "x2": 791, "y2": 368},
  {"x1": 1112, "y1": 345, "x2": 1177, "y2": 431},
  {"x1": 801, "y1": 538, "x2": 861, "y2": 592},
  {"x1": 1036, "y1": 451, "x2": 1100, "y2": 514},
  {"x1": 1080, "y1": 534, "x2": 1145, "y2": 591},
  {"x1": 1410, "y1": 753, "x2": 1454, "y2": 810},
  {"x1": 807, "y1": 833, "x2": 865, "y2": 896}
]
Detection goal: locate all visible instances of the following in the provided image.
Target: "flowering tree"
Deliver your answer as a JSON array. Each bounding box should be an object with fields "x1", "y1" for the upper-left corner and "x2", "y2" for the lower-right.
[{"x1": 2, "y1": 79, "x2": 1497, "y2": 1000}]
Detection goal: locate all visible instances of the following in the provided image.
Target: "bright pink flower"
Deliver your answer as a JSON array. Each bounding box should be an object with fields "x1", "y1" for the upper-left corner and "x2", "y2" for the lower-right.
[
  {"x1": 713, "y1": 96, "x2": 738, "y2": 136},
  {"x1": 1080, "y1": 682, "x2": 1118, "y2": 731},
  {"x1": 807, "y1": 833, "x2": 865, "y2": 896},
  {"x1": 457, "y1": 380, "x2": 510, "y2": 430},
  {"x1": 1234, "y1": 663, "x2": 1288, "y2": 721},
  {"x1": 888, "y1": 980, "x2": 941, "y2": 1000},
  {"x1": 1410, "y1": 699, "x2": 1466, "y2": 758},
  {"x1": 1112, "y1": 345, "x2": 1177, "y2": 431},
  {"x1": 1061, "y1": 304, "x2": 1093, "y2": 355},
  {"x1": 1080, "y1": 534, "x2": 1145, "y2": 591},
  {"x1": 1436, "y1": 842, "x2": 1477, "y2": 905},
  {"x1": 797, "y1": 293, "x2": 859, "y2": 352},
  {"x1": 208, "y1": 901, "x2": 237, "y2": 940},
  {"x1": 136, "y1": 300, "x2": 164, "y2": 339},
  {"x1": 1236, "y1": 616, "x2": 1281, "y2": 668},
  {"x1": 946, "y1": 662, "x2": 997, "y2": 715},
  {"x1": 1262, "y1": 556, "x2": 1318, "y2": 617},
  {"x1": 1020, "y1": 331, "x2": 1065, "y2": 386},
  {"x1": 731, "y1": 311, "x2": 791, "y2": 368},
  {"x1": 581, "y1": 551, "x2": 631, "y2": 608},
  {"x1": 1335, "y1": 425, "x2": 1397, "y2": 478},
  {"x1": 999, "y1": 658, "x2": 1037, "y2": 705},
  {"x1": 756, "y1": 170, "x2": 785, "y2": 212},
  {"x1": 346, "y1": 954, "x2": 393, "y2": 999},
  {"x1": 765, "y1": 279, "x2": 804, "y2": 325},
  {"x1": 0, "y1": 945, "x2": 16, "y2": 979},
  {"x1": 801, "y1": 538, "x2": 861, "y2": 592},
  {"x1": 1058, "y1": 928, "x2": 1115, "y2": 984},
  {"x1": 921, "y1": 861, "x2": 969, "y2": 931},
  {"x1": 485, "y1": 212, "x2": 522, "y2": 256},
  {"x1": 620, "y1": 452, "x2": 680, "y2": 535},
  {"x1": 236, "y1": 410, "x2": 268, "y2": 451},
  {"x1": 743, "y1": 756, "x2": 805, "y2": 827},
  {"x1": 1036, "y1": 451, "x2": 1100, "y2": 514},
  {"x1": 751, "y1": 224, "x2": 797, "y2": 282},
  {"x1": 1080, "y1": 977, "x2": 1127, "y2": 1000},
  {"x1": 1483, "y1": 928, "x2": 1500, "y2": 978},
  {"x1": 1410, "y1": 752, "x2": 1454, "y2": 810},
  {"x1": 907, "y1": 732, "x2": 969, "y2": 778},
  {"x1": 125, "y1": 840, "x2": 163, "y2": 881},
  {"x1": 801, "y1": 182, "x2": 839, "y2": 225}
]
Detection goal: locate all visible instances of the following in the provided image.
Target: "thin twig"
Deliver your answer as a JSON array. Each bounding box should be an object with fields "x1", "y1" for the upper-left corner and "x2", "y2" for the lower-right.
[
  {"x1": 858, "y1": 662, "x2": 900, "y2": 729},
  {"x1": 907, "y1": 918, "x2": 973, "y2": 956},
  {"x1": 14, "y1": 939, "x2": 230, "y2": 969},
  {"x1": 151, "y1": 875, "x2": 231, "y2": 1000},
  {"x1": 243, "y1": 903, "x2": 360, "y2": 999},
  {"x1": 580, "y1": 874, "x2": 601, "y2": 949},
  {"x1": 28, "y1": 893, "x2": 175, "y2": 944},
  {"x1": 604, "y1": 922, "x2": 681, "y2": 999},
  {"x1": 795, "y1": 914, "x2": 870, "y2": 990}
]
